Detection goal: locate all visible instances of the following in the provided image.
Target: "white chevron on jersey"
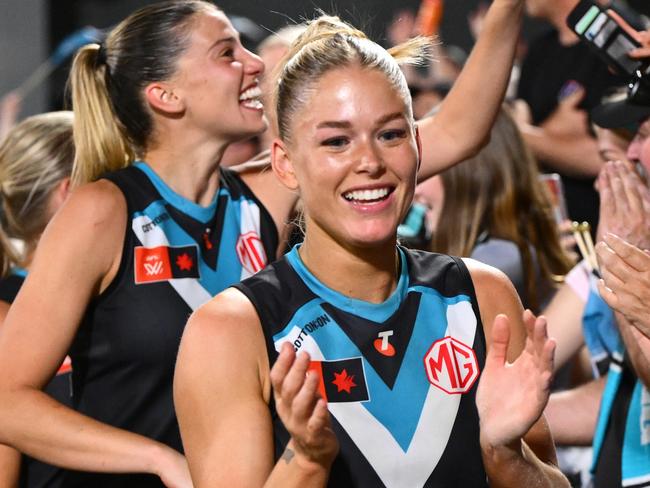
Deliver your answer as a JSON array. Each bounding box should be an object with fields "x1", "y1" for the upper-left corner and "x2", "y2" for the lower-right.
[
  {"x1": 132, "y1": 214, "x2": 212, "y2": 311},
  {"x1": 273, "y1": 300, "x2": 477, "y2": 488},
  {"x1": 239, "y1": 199, "x2": 266, "y2": 280}
]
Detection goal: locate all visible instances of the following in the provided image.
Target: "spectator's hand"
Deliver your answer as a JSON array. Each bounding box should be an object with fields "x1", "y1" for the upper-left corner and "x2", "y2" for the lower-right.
[
  {"x1": 270, "y1": 343, "x2": 339, "y2": 468},
  {"x1": 597, "y1": 233, "x2": 650, "y2": 338},
  {"x1": 477, "y1": 311, "x2": 555, "y2": 448},
  {"x1": 0, "y1": 91, "x2": 22, "y2": 141},
  {"x1": 596, "y1": 160, "x2": 650, "y2": 249},
  {"x1": 541, "y1": 84, "x2": 590, "y2": 138},
  {"x1": 468, "y1": 2, "x2": 489, "y2": 41},
  {"x1": 386, "y1": 10, "x2": 418, "y2": 46},
  {"x1": 607, "y1": 10, "x2": 650, "y2": 59}
]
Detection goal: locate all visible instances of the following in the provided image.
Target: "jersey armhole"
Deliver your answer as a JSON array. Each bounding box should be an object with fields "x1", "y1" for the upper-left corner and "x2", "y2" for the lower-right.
[
  {"x1": 450, "y1": 256, "x2": 487, "y2": 350},
  {"x1": 89, "y1": 177, "x2": 132, "y2": 303}
]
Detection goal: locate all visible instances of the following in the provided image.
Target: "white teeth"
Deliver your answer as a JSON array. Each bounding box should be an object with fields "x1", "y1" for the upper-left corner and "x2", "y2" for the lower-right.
[
  {"x1": 239, "y1": 86, "x2": 262, "y2": 101},
  {"x1": 241, "y1": 99, "x2": 263, "y2": 110},
  {"x1": 343, "y1": 187, "x2": 390, "y2": 202}
]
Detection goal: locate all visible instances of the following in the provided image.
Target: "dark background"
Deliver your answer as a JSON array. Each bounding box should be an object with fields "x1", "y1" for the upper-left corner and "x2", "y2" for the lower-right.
[{"x1": 46, "y1": 0, "x2": 516, "y2": 109}]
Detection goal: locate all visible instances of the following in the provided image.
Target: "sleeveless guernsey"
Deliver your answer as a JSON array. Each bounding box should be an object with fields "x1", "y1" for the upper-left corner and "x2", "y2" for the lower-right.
[
  {"x1": 0, "y1": 270, "x2": 72, "y2": 488},
  {"x1": 63, "y1": 162, "x2": 277, "y2": 487},
  {"x1": 234, "y1": 246, "x2": 488, "y2": 488}
]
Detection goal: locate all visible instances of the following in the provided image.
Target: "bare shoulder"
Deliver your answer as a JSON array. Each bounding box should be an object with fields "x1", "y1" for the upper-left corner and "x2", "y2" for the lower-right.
[
  {"x1": 58, "y1": 179, "x2": 126, "y2": 229},
  {"x1": 461, "y1": 257, "x2": 519, "y2": 298},
  {"x1": 462, "y1": 258, "x2": 525, "y2": 359},
  {"x1": 178, "y1": 288, "x2": 270, "y2": 397}
]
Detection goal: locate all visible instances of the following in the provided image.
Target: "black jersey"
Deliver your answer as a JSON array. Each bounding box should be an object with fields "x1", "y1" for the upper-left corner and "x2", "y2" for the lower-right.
[
  {"x1": 0, "y1": 270, "x2": 72, "y2": 488},
  {"x1": 62, "y1": 162, "x2": 277, "y2": 487},
  {"x1": 234, "y1": 246, "x2": 488, "y2": 487}
]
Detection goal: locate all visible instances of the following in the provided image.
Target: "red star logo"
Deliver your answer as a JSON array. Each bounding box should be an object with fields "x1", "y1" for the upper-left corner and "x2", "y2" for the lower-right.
[
  {"x1": 332, "y1": 369, "x2": 357, "y2": 394},
  {"x1": 176, "y1": 253, "x2": 194, "y2": 271}
]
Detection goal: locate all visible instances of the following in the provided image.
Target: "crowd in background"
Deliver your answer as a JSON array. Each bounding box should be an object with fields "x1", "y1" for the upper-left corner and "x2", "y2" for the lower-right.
[{"x1": 0, "y1": 0, "x2": 649, "y2": 487}]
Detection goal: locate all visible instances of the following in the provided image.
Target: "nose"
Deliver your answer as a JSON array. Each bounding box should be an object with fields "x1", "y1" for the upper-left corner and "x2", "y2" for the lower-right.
[
  {"x1": 242, "y1": 48, "x2": 265, "y2": 78},
  {"x1": 627, "y1": 137, "x2": 641, "y2": 162},
  {"x1": 354, "y1": 140, "x2": 385, "y2": 177}
]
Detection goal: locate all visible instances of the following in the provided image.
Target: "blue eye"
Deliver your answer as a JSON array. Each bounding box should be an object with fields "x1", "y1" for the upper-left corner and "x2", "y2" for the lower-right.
[
  {"x1": 380, "y1": 129, "x2": 407, "y2": 141},
  {"x1": 322, "y1": 137, "x2": 349, "y2": 148}
]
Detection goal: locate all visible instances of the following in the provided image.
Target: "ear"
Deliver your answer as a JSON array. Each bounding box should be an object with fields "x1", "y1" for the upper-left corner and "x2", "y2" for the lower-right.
[
  {"x1": 415, "y1": 124, "x2": 423, "y2": 172},
  {"x1": 144, "y1": 82, "x2": 185, "y2": 115},
  {"x1": 47, "y1": 177, "x2": 71, "y2": 216},
  {"x1": 271, "y1": 138, "x2": 299, "y2": 190}
]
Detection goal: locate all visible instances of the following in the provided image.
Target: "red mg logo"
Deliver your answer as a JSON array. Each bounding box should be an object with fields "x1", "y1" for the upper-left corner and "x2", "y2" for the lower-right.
[
  {"x1": 236, "y1": 231, "x2": 267, "y2": 274},
  {"x1": 423, "y1": 336, "x2": 479, "y2": 394}
]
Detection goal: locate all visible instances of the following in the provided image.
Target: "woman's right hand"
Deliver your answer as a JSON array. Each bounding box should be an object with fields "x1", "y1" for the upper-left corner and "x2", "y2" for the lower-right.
[
  {"x1": 270, "y1": 343, "x2": 339, "y2": 469},
  {"x1": 155, "y1": 447, "x2": 193, "y2": 488}
]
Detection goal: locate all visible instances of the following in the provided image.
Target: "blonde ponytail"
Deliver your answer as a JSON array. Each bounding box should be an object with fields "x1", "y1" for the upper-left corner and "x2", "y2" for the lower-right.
[{"x1": 69, "y1": 44, "x2": 134, "y2": 186}]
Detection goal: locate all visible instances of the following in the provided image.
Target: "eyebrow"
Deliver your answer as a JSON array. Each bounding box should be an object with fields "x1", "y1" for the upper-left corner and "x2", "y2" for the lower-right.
[
  {"x1": 207, "y1": 36, "x2": 237, "y2": 52},
  {"x1": 315, "y1": 112, "x2": 406, "y2": 130}
]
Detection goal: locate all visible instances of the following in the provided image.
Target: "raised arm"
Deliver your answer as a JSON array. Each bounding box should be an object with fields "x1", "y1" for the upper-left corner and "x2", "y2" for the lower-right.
[
  {"x1": 466, "y1": 260, "x2": 569, "y2": 488},
  {"x1": 417, "y1": 0, "x2": 523, "y2": 180},
  {"x1": 0, "y1": 182, "x2": 190, "y2": 485},
  {"x1": 174, "y1": 288, "x2": 338, "y2": 487}
]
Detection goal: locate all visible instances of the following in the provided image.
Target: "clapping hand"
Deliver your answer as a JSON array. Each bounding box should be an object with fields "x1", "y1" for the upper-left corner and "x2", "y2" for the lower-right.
[
  {"x1": 270, "y1": 343, "x2": 339, "y2": 468},
  {"x1": 476, "y1": 310, "x2": 555, "y2": 448}
]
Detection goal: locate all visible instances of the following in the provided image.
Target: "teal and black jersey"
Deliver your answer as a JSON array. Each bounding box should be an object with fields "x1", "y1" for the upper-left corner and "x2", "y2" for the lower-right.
[
  {"x1": 234, "y1": 246, "x2": 488, "y2": 488},
  {"x1": 65, "y1": 162, "x2": 277, "y2": 487}
]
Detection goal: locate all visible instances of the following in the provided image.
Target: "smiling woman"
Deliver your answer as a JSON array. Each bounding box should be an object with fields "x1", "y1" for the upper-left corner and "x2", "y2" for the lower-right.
[
  {"x1": 174, "y1": 14, "x2": 570, "y2": 488},
  {"x1": 0, "y1": 1, "x2": 295, "y2": 487}
]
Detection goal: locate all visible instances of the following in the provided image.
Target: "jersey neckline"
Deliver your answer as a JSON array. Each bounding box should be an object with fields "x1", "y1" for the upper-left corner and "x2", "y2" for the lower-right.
[
  {"x1": 285, "y1": 245, "x2": 409, "y2": 320},
  {"x1": 134, "y1": 161, "x2": 220, "y2": 222}
]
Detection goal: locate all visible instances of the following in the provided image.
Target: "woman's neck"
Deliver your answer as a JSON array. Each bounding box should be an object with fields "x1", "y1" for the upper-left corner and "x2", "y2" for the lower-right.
[
  {"x1": 144, "y1": 132, "x2": 231, "y2": 206},
  {"x1": 298, "y1": 228, "x2": 400, "y2": 304}
]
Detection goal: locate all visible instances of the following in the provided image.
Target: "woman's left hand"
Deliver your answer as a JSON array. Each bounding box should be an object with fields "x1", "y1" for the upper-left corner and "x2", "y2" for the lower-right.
[{"x1": 476, "y1": 310, "x2": 555, "y2": 448}]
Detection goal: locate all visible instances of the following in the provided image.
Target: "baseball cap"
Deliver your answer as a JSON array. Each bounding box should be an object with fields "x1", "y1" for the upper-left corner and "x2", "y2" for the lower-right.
[{"x1": 591, "y1": 79, "x2": 650, "y2": 129}]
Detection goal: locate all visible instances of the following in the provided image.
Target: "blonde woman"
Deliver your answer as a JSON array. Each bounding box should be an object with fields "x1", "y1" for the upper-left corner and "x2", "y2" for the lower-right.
[
  {"x1": 0, "y1": 0, "x2": 531, "y2": 484},
  {"x1": 0, "y1": 111, "x2": 74, "y2": 487},
  {"x1": 175, "y1": 15, "x2": 569, "y2": 488}
]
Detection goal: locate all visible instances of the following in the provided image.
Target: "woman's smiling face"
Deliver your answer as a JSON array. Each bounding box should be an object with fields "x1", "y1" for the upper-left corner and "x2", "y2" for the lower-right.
[{"x1": 277, "y1": 65, "x2": 420, "y2": 249}]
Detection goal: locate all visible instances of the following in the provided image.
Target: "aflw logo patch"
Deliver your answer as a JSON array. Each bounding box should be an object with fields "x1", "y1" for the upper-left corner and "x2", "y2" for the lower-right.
[
  {"x1": 423, "y1": 336, "x2": 479, "y2": 394},
  {"x1": 308, "y1": 357, "x2": 369, "y2": 403},
  {"x1": 134, "y1": 245, "x2": 200, "y2": 284},
  {"x1": 236, "y1": 231, "x2": 267, "y2": 274}
]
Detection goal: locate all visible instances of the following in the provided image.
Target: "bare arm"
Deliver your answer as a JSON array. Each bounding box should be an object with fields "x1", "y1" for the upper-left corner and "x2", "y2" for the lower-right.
[
  {"x1": 417, "y1": 0, "x2": 523, "y2": 179},
  {"x1": 545, "y1": 377, "x2": 605, "y2": 445},
  {"x1": 175, "y1": 288, "x2": 337, "y2": 487},
  {"x1": 614, "y1": 313, "x2": 650, "y2": 389},
  {"x1": 0, "y1": 182, "x2": 190, "y2": 485},
  {"x1": 519, "y1": 127, "x2": 603, "y2": 178},
  {"x1": 0, "y1": 302, "x2": 20, "y2": 488},
  {"x1": 467, "y1": 260, "x2": 569, "y2": 488},
  {"x1": 543, "y1": 281, "x2": 586, "y2": 371}
]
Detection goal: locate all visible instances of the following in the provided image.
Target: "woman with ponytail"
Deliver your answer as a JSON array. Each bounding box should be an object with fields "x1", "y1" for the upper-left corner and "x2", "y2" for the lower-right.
[
  {"x1": 175, "y1": 15, "x2": 569, "y2": 488},
  {"x1": 0, "y1": 111, "x2": 73, "y2": 488},
  {"x1": 0, "y1": 0, "x2": 534, "y2": 484}
]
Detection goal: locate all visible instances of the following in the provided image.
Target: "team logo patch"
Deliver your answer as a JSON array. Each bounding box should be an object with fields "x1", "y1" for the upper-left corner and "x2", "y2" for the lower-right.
[
  {"x1": 236, "y1": 231, "x2": 267, "y2": 274},
  {"x1": 373, "y1": 330, "x2": 396, "y2": 357},
  {"x1": 134, "y1": 245, "x2": 200, "y2": 284},
  {"x1": 308, "y1": 357, "x2": 369, "y2": 403},
  {"x1": 423, "y1": 336, "x2": 479, "y2": 394}
]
